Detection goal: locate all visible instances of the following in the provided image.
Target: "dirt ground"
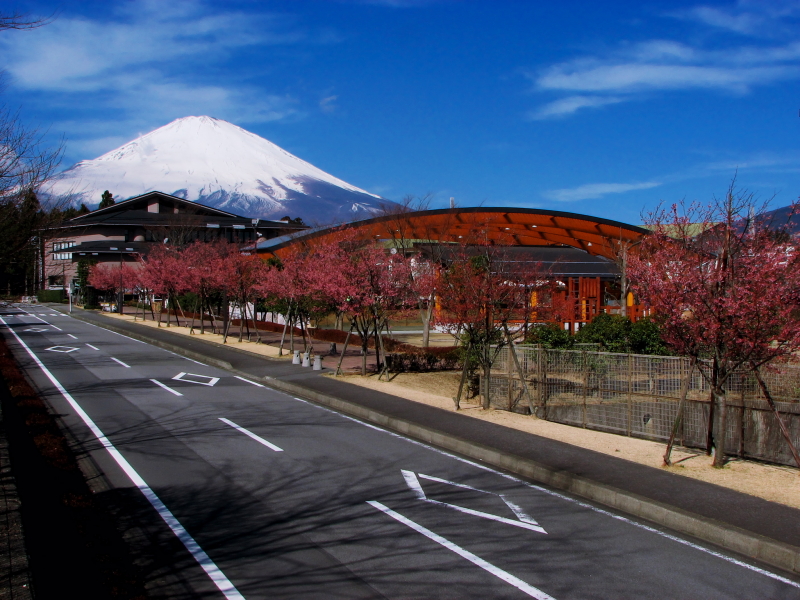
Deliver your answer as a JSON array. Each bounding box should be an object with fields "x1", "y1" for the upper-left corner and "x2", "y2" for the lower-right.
[{"x1": 326, "y1": 370, "x2": 800, "y2": 509}]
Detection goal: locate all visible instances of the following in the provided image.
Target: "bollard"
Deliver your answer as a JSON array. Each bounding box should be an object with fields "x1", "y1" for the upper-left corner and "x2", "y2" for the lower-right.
[
  {"x1": 313, "y1": 355, "x2": 322, "y2": 370},
  {"x1": 292, "y1": 350, "x2": 301, "y2": 364},
  {"x1": 302, "y1": 352, "x2": 310, "y2": 367}
]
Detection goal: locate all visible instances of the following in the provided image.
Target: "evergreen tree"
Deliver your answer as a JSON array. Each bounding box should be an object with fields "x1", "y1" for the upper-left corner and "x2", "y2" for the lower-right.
[{"x1": 99, "y1": 190, "x2": 115, "y2": 209}]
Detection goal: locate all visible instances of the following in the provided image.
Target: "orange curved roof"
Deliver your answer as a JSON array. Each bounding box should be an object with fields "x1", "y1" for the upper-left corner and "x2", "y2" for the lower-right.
[{"x1": 260, "y1": 207, "x2": 648, "y2": 261}]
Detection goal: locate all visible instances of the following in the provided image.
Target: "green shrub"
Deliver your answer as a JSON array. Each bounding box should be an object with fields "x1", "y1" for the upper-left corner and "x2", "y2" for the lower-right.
[
  {"x1": 524, "y1": 323, "x2": 574, "y2": 349},
  {"x1": 37, "y1": 289, "x2": 65, "y2": 303},
  {"x1": 575, "y1": 313, "x2": 631, "y2": 352}
]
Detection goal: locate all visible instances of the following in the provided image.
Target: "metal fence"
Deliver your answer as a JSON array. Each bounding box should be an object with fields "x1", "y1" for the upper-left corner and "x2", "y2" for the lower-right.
[{"x1": 483, "y1": 346, "x2": 800, "y2": 467}]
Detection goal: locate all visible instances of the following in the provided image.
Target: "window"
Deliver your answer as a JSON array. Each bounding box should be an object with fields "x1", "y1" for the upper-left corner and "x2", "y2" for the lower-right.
[{"x1": 53, "y1": 241, "x2": 76, "y2": 260}]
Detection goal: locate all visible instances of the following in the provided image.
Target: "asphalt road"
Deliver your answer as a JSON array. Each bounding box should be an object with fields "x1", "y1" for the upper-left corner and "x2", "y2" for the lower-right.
[{"x1": 2, "y1": 304, "x2": 799, "y2": 600}]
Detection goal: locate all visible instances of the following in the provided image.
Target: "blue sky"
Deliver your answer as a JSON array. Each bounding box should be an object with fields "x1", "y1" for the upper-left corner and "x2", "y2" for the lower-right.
[{"x1": 2, "y1": 0, "x2": 800, "y2": 223}]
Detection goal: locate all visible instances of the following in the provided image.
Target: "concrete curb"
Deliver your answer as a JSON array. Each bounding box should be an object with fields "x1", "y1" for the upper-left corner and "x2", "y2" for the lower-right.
[
  {"x1": 67, "y1": 312, "x2": 234, "y2": 371},
  {"x1": 59, "y1": 307, "x2": 800, "y2": 577},
  {"x1": 259, "y1": 376, "x2": 800, "y2": 577}
]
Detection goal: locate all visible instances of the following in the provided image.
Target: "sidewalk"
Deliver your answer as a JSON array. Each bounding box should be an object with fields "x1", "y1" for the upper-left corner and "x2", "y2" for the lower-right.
[{"x1": 61, "y1": 306, "x2": 800, "y2": 576}]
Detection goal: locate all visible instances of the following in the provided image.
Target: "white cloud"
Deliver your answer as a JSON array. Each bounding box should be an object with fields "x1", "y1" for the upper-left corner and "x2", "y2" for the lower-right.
[
  {"x1": 527, "y1": 4, "x2": 800, "y2": 119},
  {"x1": 529, "y1": 95, "x2": 623, "y2": 119},
  {"x1": 0, "y1": 1, "x2": 312, "y2": 161},
  {"x1": 319, "y1": 95, "x2": 339, "y2": 114},
  {"x1": 543, "y1": 181, "x2": 661, "y2": 203}
]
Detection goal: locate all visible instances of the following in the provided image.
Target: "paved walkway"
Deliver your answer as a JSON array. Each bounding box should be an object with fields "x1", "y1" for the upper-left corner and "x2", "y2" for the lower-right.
[{"x1": 65, "y1": 307, "x2": 800, "y2": 556}]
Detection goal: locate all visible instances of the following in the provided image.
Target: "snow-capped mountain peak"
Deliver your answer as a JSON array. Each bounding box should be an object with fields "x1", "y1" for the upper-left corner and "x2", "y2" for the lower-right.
[{"x1": 45, "y1": 116, "x2": 389, "y2": 224}]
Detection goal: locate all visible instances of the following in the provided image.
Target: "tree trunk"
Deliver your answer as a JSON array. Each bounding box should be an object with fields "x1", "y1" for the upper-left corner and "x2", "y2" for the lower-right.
[
  {"x1": 278, "y1": 313, "x2": 289, "y2": 356},
  {"x1": 664, "y1": 357, "x2": 696, "y2": 466},
  {"x1": 420, "y1": 300, "x2": 433, "y2": 348},
  {"x1": 712, "y1": 388, "x2": 727, "y2": 468},
  {"x1": 453, "y1": 342, "x2": 471, "y2": 410}
]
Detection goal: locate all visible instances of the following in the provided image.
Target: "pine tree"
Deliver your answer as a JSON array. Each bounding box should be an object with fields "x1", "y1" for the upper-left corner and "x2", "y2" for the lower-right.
[{"x1": 99, "y1": 190, "x2": 115, "y2": 209}]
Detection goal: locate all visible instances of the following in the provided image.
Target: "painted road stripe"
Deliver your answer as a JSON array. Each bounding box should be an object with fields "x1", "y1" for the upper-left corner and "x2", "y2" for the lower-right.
[
  {"x1": 0, "y1": 317, "x2": 243, "y2": 600},
  {"x1": 219, "y1": 418, "x2": 283, "y2": 452},
  {"x1": 234, "y1": 376, "x2": 264, "y2": 387},
  {"x1": 110, "y1": 357, "x2": 131, "y2": 368},
  {"x1": 86, "y1": 343, "x2": 99, "y2": 350},
  {"x1": 67, "y1": 334, "x2": 78, "y2": 339},
  {"x1": 417, "y1": 472, "x2": 540, "y2": 525},
  {"x1": 150, "y1": 379, "x2": 183, "y2": 396},
  {"x1": 367, "y1": 501, "x2": 554, "y2": 599},
  {"x1": 402, "y1": 471, "x2": 546, "y2": 534},
  {"x1": 281, "y1": 389, "x2": 800, "y2": 589}
]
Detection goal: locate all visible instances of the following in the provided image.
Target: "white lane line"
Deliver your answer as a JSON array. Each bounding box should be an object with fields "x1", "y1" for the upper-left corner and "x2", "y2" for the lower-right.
[
  {"x1": 86, "y1": 343, "x2": 99, "y2": 350},
  {"x1": 0, "y1": 317, "x2": 243, "y2": 600},
  {"x1": 150, "y1": 379, "x2": 183, "y2": 396},
  {"x1": 218, "y1": 418, "x2": 283, "y2": 452},
  {"x1": 281, "y1": 390, "x2": 800, "y2": 589},
  {"x1": 367, "y1": 501, "x2": 554, "y2": 599},
  {"x1": 402, "y1": 471, "x2": 546, "y2": 534},
  {"x1": 110, "y1": 357, "x2": 131, "y2": 368},
  {"x1": 49, "y1": 324, "x2": 63, "y2": 331},
  {"x1": 234, "y1": 376, "x2": 264, "y2": 387},
  {"x1": 67, "y1": 334, "x2": 78, "y2": 339}
]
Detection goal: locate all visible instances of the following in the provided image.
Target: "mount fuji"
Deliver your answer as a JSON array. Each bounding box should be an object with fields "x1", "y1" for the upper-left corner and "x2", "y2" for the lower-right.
[{"x1": 45, "y1": 116, "x2": 390, "y2": 224}]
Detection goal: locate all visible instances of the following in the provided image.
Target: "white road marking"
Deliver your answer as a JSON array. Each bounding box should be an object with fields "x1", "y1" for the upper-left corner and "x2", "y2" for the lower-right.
[
  {"x1": 234, "y1": 376, "x2": 264, "y2": 387},
  {"x1": 417, "y1": 472, "x2": 540, "y2": 525},
  {"x1": 173, "y1": 372, "x2": 219, "y2": 387},
  {"x1": 110, "y1": 357, "x2": 131, "y2": 368},
  {"x1": 45, "y1": 346, "x2": 79, "y2": 353},
  {"x1": 218, "y1": 418, "x2": 283, "y2": 452},
  {"x1": 402, "y1": 471, "x2": 546, "y2": 534},
  {"x1": 17, "y1": 308, "x2": 48, "y2": 323},
  {"x1": 278, "y1": 389, "x2": 800, "y2": 589},
  {"x1": 0, "y1": 317, "x2": 244, "y2": 600},
  {"x1": 367, "y1": 501, "x2": 555, "y2": 599},
  {"x1": 67, "y1": 334, "x2": 78, "y2": 339},
  {"x1": 23, "y1": 328, "x2": 49, "y2": 333},
  {"x1": 150, "y1": 379, "x2": 183, "y2": 396},
  {"x1": 86, "y1": 343, "x2": 99, "y2": 350}
]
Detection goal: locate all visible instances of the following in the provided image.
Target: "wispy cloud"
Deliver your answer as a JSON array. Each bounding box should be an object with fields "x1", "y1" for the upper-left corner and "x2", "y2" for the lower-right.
[
  {"x1": 529, "y1": 95, "x2": 624, "y2": 119},
  {"x1": 672, "y1": 1, "x2": 800, "y2": 36},
  {"x1": 543, "y1": 181, "x2": 661, "y2": 202},
  {"x1": 319, "y1": 95, "x2": 339, "y2": 114},
  {"x1": 0, "y1": 0, "x2": 317, "y2": 160},
  {"x1": 527, "y1": 4, "x2": 800, "y2": 119}
]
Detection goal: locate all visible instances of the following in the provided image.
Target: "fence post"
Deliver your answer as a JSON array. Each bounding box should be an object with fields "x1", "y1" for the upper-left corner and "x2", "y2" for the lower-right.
[
  {"x1": 507, "y1": 345, "x2": 513, "y2": 411},
  {"x1": 582, "y1": 350, "x2": 588, "y2": 428},
  {"x1": 627, "y1": 353, "x2": 633, "y2": 436},
  {"x1": 537, "y1": 344, "x2": 545, "y2": 417}
]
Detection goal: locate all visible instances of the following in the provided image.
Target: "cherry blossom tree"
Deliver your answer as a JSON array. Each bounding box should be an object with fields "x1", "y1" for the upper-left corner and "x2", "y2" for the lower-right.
[
  {"x1": 217, "y1": 248, "x2": 269, "y2": 343},
  {"x1": 302, "y1": 231, "x2": 413, "y2": 375},
  {"x1": 436, "y1": 244, "x2": 551, "y2": 409},
  {"x1": 140, "y1": 244, "x2": 189, "y2": 327},
  {"x1": 87, "y1": 261, "x2": 140, "y2": 311},
  {"x1": 181, "y1": 241, "x2": 229, "y2": 334},
  {"x1": 628, "y1": 183, "x2": 800, "y2": 467}
]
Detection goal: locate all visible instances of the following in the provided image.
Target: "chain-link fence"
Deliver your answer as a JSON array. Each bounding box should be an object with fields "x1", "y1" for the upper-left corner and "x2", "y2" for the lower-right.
[{"x1": 483, "y1": 346, "x2": 800, "y2": 467}]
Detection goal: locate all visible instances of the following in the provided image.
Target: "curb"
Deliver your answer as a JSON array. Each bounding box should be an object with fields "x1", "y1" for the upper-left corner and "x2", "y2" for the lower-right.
[
  {"x1": 67, "y1": 311, "x2": 234, "y2": 371},
  {"x1": 59, "y1": 307, "x2": 800, "y2": 577}
]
